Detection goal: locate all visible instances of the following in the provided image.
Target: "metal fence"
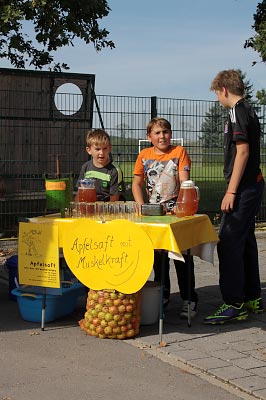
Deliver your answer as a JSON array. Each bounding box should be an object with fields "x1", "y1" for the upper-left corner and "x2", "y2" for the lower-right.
[
  {"x1": 1, "y1": 88, "x2": 266, "y2": 236},
  {"x1": 93, "y1": 95, "x2": 266, "y2": 224}
]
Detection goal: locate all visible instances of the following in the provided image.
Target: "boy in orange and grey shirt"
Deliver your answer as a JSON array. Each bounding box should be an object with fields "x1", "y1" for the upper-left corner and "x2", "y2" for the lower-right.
[{"x1": 132, "y1": 117, "x2": 198, "y2": 318}]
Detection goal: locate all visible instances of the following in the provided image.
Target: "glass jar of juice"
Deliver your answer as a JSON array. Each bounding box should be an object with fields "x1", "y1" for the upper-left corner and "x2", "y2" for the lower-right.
[
  {"x1": 78, "y1": 179, "x2": 97, "y2": 202},
  {"x1": 78, "y1": 179, "x2": 97, "y2": 215},
  {"x1": 176, "y1": 180, "x2": 200, "y2": 217}
]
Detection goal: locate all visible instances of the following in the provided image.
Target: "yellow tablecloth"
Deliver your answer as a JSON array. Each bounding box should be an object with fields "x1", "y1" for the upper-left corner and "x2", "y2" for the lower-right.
[
  {"x1": 135, "y1": 214, "x2": 218, "y2": 263},
  {"x1": 29, "y1": 214, "x2": 218, "y2": 264}
]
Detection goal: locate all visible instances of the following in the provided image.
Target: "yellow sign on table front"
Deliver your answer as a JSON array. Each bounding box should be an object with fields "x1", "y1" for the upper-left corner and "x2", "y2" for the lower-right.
[
  {"x1": 18, "y1": 222, "x2": 60, "y2": 288},
  {"x1": 62, "y1": 219, "x2": 154, "y2": 294}
]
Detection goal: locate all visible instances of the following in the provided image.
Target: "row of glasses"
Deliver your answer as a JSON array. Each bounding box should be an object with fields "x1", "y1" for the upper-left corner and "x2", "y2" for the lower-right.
[{"x1": 69, "y1": 201, "x2": 141, "y2": 221}]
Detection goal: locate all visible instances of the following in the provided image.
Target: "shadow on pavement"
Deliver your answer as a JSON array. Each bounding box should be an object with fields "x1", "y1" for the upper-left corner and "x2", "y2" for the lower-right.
[
  {"x1": 138, "y1": 286, "x2": 266, "y2": 340},
  {"x1": 0, "y1": 279, "x2": 86, "y2": 333}
]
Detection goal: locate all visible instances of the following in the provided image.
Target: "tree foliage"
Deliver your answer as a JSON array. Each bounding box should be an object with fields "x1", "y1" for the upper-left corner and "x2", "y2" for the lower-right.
[
  {"x1": 244, "y1": 0, "x2": 266, "y2": 65},
  {"x1": 257, "y1": 89, "x2": 266, "y2": 105},
  {"x1": 256, "y1": 90, "x2": 266, "y2": 138},
  {"x1": 200, "y1": 103, "x2": 226, "y2": 148},
  {"x1": 0, "y1": 0, "x2": 115, "y2": 71}
]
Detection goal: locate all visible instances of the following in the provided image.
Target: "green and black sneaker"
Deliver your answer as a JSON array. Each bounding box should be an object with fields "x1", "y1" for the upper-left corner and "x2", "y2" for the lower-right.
[
  {"x1": 204, "y1": 303, "x2": 248, "y2": 325},
  {"x1": 244, "y1": 298, "x2": 264, "y2": 314}
]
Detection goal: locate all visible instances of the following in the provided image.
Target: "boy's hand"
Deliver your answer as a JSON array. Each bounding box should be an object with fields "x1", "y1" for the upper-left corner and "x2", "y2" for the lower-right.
[
  {"x1": 221, "y1": 192, "x2": 235, "y2": 212},
  {"x1": 170, "y1": 205, "x2": 177, "y2": 215}
]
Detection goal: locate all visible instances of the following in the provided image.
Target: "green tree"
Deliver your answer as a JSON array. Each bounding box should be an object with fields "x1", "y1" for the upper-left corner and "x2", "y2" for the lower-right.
[
  {"x1": 256, "y1": 90, "x2": 266, "y2": 139},
  {"x1": 257, "y1": 89, "x2": 266, "y2": 105},
  {"x1": 0, "y1": 0, "x2": 115, "y2": 71},
  {"x1": 244, "y1": 0, "x2": 266, "y2": 65},
  {"x1": 200, "y1": 102, "x2": 226, "y2": 148}
]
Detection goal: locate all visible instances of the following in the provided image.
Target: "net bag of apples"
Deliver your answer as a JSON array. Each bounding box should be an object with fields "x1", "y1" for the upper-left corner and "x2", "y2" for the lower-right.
[{"x1": 79, "y1": 289, "x2": 141, "y2": 339}]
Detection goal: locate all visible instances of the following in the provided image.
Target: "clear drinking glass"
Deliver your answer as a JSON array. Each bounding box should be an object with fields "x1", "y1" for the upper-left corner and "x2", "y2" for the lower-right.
[
  {"x1": 109, "y1": 202, "x2": 120, "y2": 218},
  {"x1": 115, "y1": 201, "x2": 126, "y2": 218},
  {"x1": 84, "y1": 202, "x2": 96, "y2": 219},
  {"x1": 95, "y1": 201, "x2": 105, "y2": 221},
  {"x1": 125, "y1": 201, "x2": 140, "y2": 220}
]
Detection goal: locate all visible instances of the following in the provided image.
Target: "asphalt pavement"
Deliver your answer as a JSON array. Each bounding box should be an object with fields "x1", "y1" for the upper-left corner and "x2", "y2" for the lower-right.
[
  {"x1": 137, "y1": 230, "x2": 266, "y2": 400},
  {"x1": 1, "y1": 231, "x2": 266, "y2": 400}
]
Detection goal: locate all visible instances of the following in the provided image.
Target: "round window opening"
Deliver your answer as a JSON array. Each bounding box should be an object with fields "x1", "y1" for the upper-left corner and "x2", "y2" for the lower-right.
[{"x1": 54, "y1": 83, "x2": 83, "y2": 115}]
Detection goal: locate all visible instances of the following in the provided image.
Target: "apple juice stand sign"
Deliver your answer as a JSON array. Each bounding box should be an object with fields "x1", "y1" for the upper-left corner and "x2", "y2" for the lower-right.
[
  {"x1": 62, "y1": 219, "x2": 154, "y2": 294},
  {"x1": 19, "y1": 222, "x2": 60, "y2": 288},
  {"x1": 18, "y1": 222, "x2": 60, "y2": 330}
]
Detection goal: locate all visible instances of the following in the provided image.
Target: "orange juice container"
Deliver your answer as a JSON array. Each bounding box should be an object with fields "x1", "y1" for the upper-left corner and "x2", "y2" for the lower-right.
[
  {"x1": 78, "y1": 179, "x2": 97, "y2": 215},
  {"x1": 78, "y1": 179, "x2": 97, "y2": 203}
]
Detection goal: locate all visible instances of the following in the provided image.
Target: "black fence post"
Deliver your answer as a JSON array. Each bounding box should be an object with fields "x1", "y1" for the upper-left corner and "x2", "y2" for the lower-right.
[{"x1": 151, "y1": 96, "x2": 157, "y2": 119}]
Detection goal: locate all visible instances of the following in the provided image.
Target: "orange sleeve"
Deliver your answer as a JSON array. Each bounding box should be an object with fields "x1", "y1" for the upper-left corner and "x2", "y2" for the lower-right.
[
  {"x1": 133, "y1": 149, "x2": 146, "y2": 176},
  {"x1": 177, "y1": 147, "x2": 191, "y2": 171}
]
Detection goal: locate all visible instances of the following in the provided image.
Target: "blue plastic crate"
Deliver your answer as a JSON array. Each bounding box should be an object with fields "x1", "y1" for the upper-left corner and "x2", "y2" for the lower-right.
[{"x1": 11, "y1": 282, "x2": 85, "y2": 323}]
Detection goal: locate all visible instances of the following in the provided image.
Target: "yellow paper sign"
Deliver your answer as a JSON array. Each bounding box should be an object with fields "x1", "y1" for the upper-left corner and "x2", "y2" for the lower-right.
[
  {"x1": 62, "y1": 219, "x2": 154, "y2": 293},
  {"x1": 18, "y1": 222, "x2": 60, "y2": 288},
  {"x1": 45, "y1": 180, "x2": 66, "y2": 190}
]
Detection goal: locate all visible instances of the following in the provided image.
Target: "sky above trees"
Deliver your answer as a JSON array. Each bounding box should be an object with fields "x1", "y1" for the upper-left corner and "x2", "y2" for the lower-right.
[{"x1": 0, "y1": 0, "x2": 265, "y2": 100}]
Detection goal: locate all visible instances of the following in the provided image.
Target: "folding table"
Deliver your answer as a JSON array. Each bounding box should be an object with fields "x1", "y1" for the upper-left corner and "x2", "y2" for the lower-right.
[{"x1": 27, "y1": 213, "x2": 219, "y2": 341}]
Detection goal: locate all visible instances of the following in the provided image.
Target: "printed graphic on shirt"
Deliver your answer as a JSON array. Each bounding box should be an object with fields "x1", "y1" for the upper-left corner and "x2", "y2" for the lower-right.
[
  {"x1": 84, "y1": 170, "x2": 111, "y2": 182},
  {"x1": 224, "y1": 121, "x2": 229, "y2": 134},
  {"x1": 143, "y1": 158, "x2": 179, "y2": 210},
  {"x1": 229, "y1": 108, "x2": 237, "y2": 124}
]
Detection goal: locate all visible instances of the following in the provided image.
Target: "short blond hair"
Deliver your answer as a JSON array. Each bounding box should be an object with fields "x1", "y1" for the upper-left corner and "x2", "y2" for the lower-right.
[{"x1": 86, "y1": 129, "x2": 111, "y2": 148}]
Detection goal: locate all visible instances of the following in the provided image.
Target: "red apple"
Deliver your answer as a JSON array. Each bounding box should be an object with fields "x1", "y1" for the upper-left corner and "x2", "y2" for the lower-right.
[
  {"x1": 121, "y1": 325, "x2": 127, "y2": 332},
  {"x1": 112, "y1": 326, "x2": 121, "y2": 335},
  {"x1": 113, "y1": 298, "x2": 122, "y2": 307},
  {"x1": 126, "y1": 304, "x2": 133, "y2": 312},
  {"x1": 122, "y1": 298, "x2": 129, "y2": 306},
  {"x1": 98, "y1": 296, "x2": 105, "y2": 304},
  {"x1": 126, "y1": 329, "x2": 136, "y2": 338},
  {"x1": 88, "y1": 299, "x2": 95, "y2": 307},
  {"x1": 103, "y1": 291, "x2": 111, "y2": 299},
  {"x1": 108, "y1": 320, "x2": 118, "y2": 328},
  {"x1": 109, "y1": 306, "x2": 118, "y2": 315},
  {"x1": 96, "y1": 325, "x2": 104, "y2": 334},
  {"x1": 92, "y1": 317, "x2": 100, "y2": 326}
]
